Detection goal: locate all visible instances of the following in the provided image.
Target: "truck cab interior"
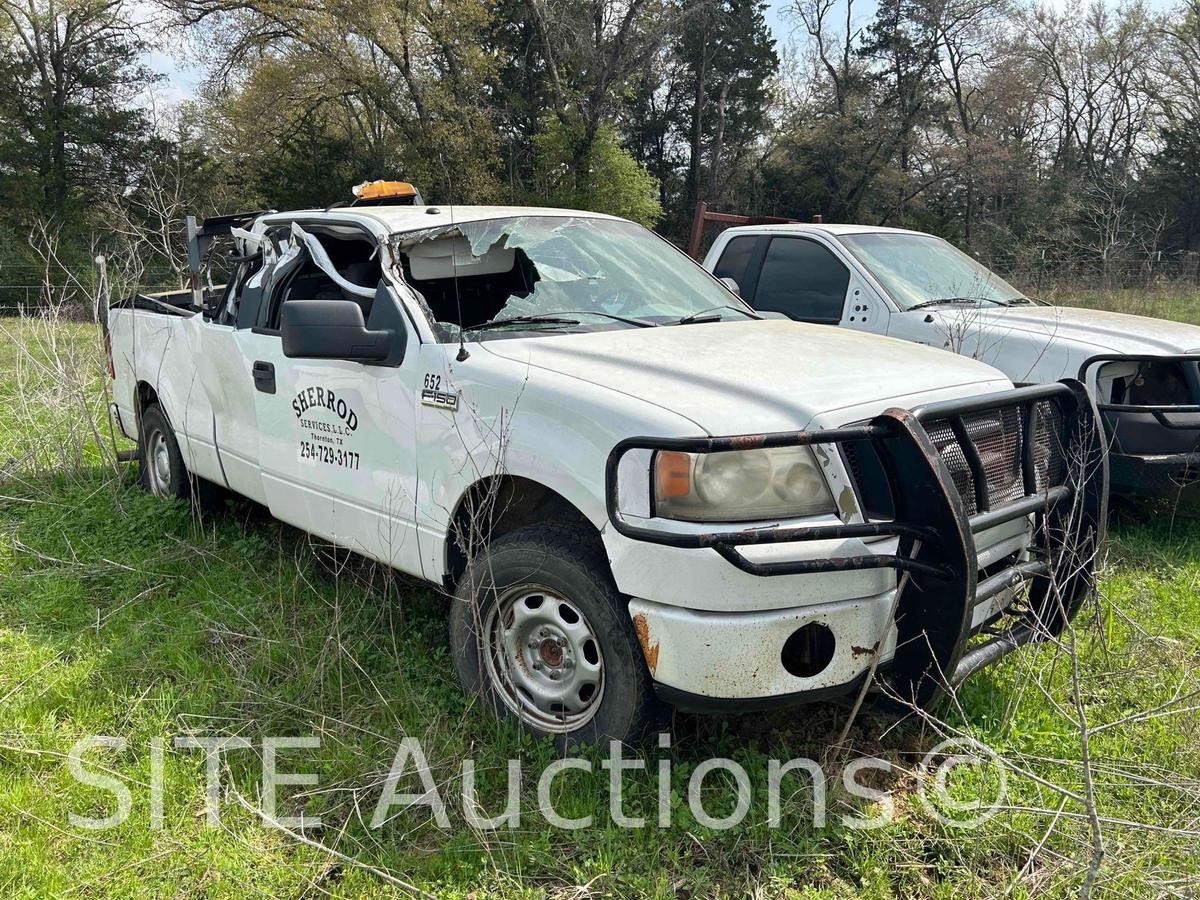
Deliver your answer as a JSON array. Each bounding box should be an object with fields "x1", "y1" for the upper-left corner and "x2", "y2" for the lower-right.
[
  {"x1": 206, "y1": 222, "x2": 381, "y2": 332},
  {"x1": 263, "y1": 226, "x2": 381, "y2": 328},
  {"x1": 398, "y1": 234, "x2": 541, "y2": 329}
]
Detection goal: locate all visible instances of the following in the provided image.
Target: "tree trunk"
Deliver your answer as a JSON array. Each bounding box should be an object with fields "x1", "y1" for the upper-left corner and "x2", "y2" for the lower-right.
[
  {"x1": 685, "y1": 47, "x2": 708, "y2": 228},
  {"x1": 707, "y1": 80, "x2": 730, "y2": 201}
]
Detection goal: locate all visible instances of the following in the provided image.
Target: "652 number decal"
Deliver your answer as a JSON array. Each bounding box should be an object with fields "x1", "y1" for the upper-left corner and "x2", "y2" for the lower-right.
[{"x1": 423, "y1": 373, "x2": 442, "y2": 391}]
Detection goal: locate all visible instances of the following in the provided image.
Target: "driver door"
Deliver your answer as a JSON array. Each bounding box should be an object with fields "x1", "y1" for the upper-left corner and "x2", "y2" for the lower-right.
[{"x1": 251, "y1": 270, "x2": 428, "y2": 578}]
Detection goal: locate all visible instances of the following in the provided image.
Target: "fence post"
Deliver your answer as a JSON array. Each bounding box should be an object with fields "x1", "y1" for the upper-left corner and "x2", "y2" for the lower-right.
[
  {"x1": 95, "y1": 255, "x2": 109, "y2": 328},
  {"x1": 687, "y1": 201, "x2": 708, "y2": 260}
]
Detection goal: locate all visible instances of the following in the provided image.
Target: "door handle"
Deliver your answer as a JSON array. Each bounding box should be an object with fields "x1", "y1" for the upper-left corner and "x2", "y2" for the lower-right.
[{"x1": 252, "y1": 360, "x2": 276, "y2": 394}]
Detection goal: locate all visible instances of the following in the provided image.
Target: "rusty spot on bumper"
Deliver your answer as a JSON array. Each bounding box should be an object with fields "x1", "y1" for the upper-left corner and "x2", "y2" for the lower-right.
[
  {"x1": 851, "y1": 642, "x2": 879, "y2": 658},
  {"x1": 728, "y1": 433, "x2": 767, "y2": 450},
  {"x1": 632, "y1": 613, "x2": 660, "y2": 675}
]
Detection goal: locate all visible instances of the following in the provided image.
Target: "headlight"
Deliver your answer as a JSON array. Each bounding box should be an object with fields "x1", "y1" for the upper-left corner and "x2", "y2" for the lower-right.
[{"x1": 653, "y1": 446, "x2": 835, "y2": 522}]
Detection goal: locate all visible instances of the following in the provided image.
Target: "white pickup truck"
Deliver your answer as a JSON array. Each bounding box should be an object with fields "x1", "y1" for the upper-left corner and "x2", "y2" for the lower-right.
[
  {"x1": 106, "y1": 201, "x2": 1106, "y2": 746},
  {"x1": 703, "y1": 224, "x2": 1200, "y2": 510}
]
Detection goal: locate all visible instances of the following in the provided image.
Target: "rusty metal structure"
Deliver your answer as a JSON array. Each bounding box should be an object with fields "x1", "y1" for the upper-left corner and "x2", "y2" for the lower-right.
[{"x1": 686, "y1": 200, "x2": 799, "y2": 259}]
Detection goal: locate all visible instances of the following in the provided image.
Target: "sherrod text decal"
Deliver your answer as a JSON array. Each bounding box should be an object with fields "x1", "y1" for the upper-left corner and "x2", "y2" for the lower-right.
[{"x1": 292, "y1": 386, "x2": 361, "y2": 470}]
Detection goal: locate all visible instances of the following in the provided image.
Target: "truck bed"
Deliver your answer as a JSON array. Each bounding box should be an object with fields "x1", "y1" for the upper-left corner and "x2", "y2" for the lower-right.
[{"x1": 109, "y1": 288, "x2": 212, "y2": 319}]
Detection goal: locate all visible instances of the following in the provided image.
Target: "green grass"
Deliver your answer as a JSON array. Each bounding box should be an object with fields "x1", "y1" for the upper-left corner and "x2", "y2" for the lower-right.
[
  {"x1": 1038, "y1": 284, "x2": 1200, "y2": 325},
  {"x1": 0, "y1": 319, "x2": 1198, "y2": 897}
]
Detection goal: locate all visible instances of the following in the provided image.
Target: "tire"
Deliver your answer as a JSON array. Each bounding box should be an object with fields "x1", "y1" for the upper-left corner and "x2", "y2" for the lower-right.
[
  {"x1": 138, "y1": 404, "x2": 191, "y2": 500},
  {"x1": 450, "y1": 523, "x2": 669, "y2": 749}
]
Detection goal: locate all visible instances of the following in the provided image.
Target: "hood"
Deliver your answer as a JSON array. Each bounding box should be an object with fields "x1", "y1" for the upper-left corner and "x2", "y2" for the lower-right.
[
  {"x1": 933, "y1": 305, "x2": 1200, "y2": 356},
  {"x1": 479, "y1": 319, "x2": 1011, "y2": 434}
]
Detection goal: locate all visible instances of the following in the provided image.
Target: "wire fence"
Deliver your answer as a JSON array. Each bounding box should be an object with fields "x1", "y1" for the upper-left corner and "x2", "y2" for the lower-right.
[
  {"x1": 0, "y1": 267, "x2": 185, "y2": 317},
  {"x1": 987, "y1": 253, "x2": 1200, "y2": 297}
]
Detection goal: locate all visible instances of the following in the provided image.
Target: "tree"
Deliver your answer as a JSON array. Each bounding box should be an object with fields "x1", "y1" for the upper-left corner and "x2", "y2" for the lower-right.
[
  {"x1": 158, "y1": 0, "x2": 503, "y2": 204},
  {"x1": 1143, "y1": 116, "x2": 1200, "y2": 252},
  {"x1": 0, "y1": 0, "x2": 154, "y2": 223},
  {"x1": 766, "y1": 0, "x2": 910, "y2": 223},
  {"x1": 932, "y1": 0, "x2": 1013, "y2": 247},
  {"x1": 1144, "y1": 0, "x2": 1200, "y2": 251},
  {"x1": 521, "y1": 0, "x2": 674, "y2": 201},
  {"x1": 854, "y1": 0, "x2": 956, "y2": 225},
  {"x1": 197, "y1": 52, "x2": 395, "y2": 211},
  {"x1": 621, "y1": 43, "x2": 688, "y2": 219},
  {"x1": 1019, "y1": 1, "x2": 1156, "y2": 180},
  {"x1": 674, "y1": 0, "x2": 778, "y2": 232},
  {"x1": 532, "y1": 118, "x2": 663, "y2": 225}
]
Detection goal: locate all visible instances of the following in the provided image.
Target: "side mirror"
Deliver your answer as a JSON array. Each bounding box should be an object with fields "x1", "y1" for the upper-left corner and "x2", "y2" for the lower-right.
[
  {"x1": 719, "y1": 276, "x2": 741, "y2": 296},
  {"x1": 281, "y1": 300, "x2": 393, "y2": 362}
]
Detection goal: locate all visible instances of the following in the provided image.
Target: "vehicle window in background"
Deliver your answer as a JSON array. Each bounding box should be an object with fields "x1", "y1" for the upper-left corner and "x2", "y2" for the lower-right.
[
  {"x1": 712, "y1": 235, "x2": 757, "y2": 290},
  {"x1": 392, "y1": 216, "x2": 753, "y2": 339},
  {"x1": 838, "y1": 232, "x2": 1025, "y2": 309},
  {"x1": 754, "y1": 237, "x2": 849, "y2": 324}
]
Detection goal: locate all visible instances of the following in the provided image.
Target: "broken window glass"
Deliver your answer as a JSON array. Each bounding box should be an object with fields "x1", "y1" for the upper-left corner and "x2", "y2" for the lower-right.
[{"x1": 390, "y1": 216, "x2": 756, "y2": 340}]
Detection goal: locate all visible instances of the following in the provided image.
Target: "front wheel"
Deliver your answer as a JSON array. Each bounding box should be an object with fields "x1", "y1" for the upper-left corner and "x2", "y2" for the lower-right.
[{"x1": 449, "y1": 524, "x2": 669, "y2": 748}]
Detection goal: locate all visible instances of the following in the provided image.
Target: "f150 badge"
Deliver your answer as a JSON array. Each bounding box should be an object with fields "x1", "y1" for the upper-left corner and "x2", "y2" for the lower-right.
[{"x1": 421, "y1": 373, "x2": 459, "y2": 411}]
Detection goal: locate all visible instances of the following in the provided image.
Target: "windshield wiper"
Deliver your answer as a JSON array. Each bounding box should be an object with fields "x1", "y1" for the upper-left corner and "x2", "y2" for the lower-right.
[
  {"x1": 674, "y1": 305, "x2": 762, "y2": 326},
  {"x1": 547, "y1": 310, "x2": 659, "y2": 328},
  {"x1": 986, "y1": 296, "x2": 1052, "y2": 307},
  {"x1": 467, "y1": 315, "x2": 581, "y2": 333},
  {"x1": 907, "y1": 296, "x2": 1006, "y2": 312},
  {"x1": 468, "y1": 310, "x2": 658, "y2": 334}
]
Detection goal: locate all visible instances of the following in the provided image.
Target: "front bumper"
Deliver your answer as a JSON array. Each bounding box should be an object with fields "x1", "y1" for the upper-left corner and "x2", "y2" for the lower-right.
[
  {"x1": 630, "y1": 590, "x2": 899, "y2": 710},
  {"x1": 1082, "y1": 353, "x2": 1200, "y2": 505},
  {"x1": 606, "y1": 380, "x2": 1108, "y2": 711},
  {"x1": 1109, "y1": 450, "x2": 1200, "y2": 504}
]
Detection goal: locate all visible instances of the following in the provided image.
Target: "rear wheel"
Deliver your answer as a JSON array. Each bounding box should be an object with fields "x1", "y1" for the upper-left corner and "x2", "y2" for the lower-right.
[
  {"x1": 139, "y1": 404, "x2": 189, "y2": 500},
  {"x1": 450, "y1": 523, "x2": 669, "y2": 748}
]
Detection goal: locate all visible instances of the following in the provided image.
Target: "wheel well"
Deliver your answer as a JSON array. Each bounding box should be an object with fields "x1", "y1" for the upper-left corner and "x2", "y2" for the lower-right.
[
  {"x1": 135, "y1": 381, "x2": 160, "y2": 420},
  {"x1": 445, "y1": 476, "x2": 605, "y2": 587}
]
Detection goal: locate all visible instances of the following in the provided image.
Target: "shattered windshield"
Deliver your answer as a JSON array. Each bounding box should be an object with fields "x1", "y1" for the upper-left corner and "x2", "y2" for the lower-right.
[
  {"x1": 838, "y1": 232, "x2": 1026, "y2": 310},
  {"x1": 390, "y1": 216, "x2": 754, "y2": 339}
]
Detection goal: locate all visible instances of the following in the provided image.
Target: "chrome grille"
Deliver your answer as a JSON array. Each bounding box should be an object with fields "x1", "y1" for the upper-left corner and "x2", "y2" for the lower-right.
[{"x1": 925, "y1": 399, "x2": 1068, "y2": 516}]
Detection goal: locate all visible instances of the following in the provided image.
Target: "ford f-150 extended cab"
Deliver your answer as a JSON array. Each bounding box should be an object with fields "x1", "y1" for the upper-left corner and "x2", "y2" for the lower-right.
[
  {"x1": 107, "y1": 200, "x2": 1107, "y2": 747},
  {"x1": 703, "y1": 223, "x2": 1198, "y2": 510}
]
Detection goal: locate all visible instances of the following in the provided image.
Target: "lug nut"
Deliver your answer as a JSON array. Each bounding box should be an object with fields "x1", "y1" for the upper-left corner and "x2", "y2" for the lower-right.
[
  {"x1": 532, "y1": 661, "x2": 543, "y2": 670},
  {"x1": 548, "y1": 671, "x2": 560, "y2": 680}
]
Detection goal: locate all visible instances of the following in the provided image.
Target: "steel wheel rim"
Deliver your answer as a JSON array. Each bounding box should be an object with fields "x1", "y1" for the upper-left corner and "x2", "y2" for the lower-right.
[
  {"x1": 148, "y1": 430, "x2": 171, "y2": 496},
  {"x1": 482, "y1": 584, "x2": 605, "y2": 733}
]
